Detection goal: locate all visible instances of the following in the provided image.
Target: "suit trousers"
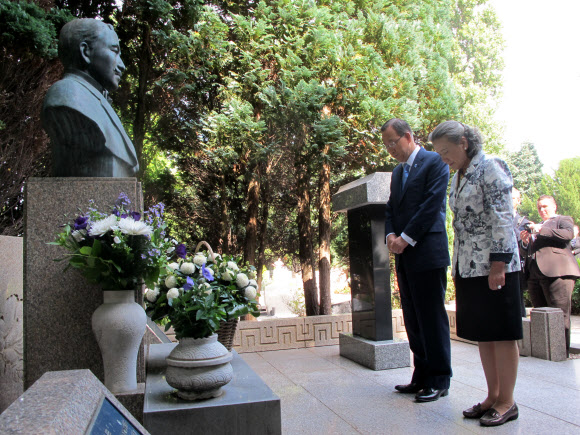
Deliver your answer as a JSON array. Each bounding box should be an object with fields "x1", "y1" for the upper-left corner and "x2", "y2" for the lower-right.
[
  {"x1": 528, "y1": 260, "x2": 574, "y2": 353},
  {"x1": 397, "y1": 262, "x2": 452, "y2": 389}
]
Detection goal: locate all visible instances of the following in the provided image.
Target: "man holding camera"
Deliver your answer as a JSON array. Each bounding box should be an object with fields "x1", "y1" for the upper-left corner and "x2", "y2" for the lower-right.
[
  {"x1": 512, "y1": 188, "x2": 530, "y2": 316},
  {"x1": 521, "y1": 195, "x2": 580, "y2": 356}
]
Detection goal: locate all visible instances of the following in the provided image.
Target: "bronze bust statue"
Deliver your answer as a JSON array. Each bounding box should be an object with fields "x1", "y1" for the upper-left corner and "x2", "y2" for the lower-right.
[{"x1": 42, "y1": 19, "x2": 139, "y2": 177}]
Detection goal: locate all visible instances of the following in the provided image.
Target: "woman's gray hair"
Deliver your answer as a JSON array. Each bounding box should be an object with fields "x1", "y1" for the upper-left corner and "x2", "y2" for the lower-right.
[{"x1": 428, "y1": 121, "x2": 482, "y2": 158}]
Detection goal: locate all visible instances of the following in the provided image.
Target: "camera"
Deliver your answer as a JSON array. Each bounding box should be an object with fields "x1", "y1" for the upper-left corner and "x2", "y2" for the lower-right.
[{"x1": 523, "y1": 222, "x2": 533, "y2": 233}]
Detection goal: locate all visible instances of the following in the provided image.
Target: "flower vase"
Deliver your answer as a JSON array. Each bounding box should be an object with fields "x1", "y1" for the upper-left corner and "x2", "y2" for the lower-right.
[
  {"x1": 91, "y1": 290, "x2": 146, "y2": 394},
  {"x1": 166, "y1": 334, "x2": 233, "y2": 400}
]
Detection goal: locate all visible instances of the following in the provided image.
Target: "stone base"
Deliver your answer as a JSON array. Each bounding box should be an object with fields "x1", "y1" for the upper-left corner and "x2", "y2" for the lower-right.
[
  {"x1": 23, "y1": 178, "x2": 145, "y2": 389},
  {"x1": 339, "y1": 333, "x2": 410, "y2": 370},
  {"x1": 531, "y1": 307, "x2": 566, "y2": 361},
  {"x1": 144, "y1": 343, "x2": 281, "y2": 435},
  {"x1": 115, "y1": 383, "x2": 145, "y2": 425},
  {"x1": 518, "y1": 317, "x2": 532, "y2": 357},
  {"x1": 0, "y1": 370, "x2": 147, "y2": 434}
]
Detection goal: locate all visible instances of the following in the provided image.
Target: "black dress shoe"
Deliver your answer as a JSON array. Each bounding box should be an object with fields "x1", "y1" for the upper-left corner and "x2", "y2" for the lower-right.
[
  {"x1": 415, "y1": 388, "x2": 449, "y2": 402},
  {"x1": 479, "y1": 403, "x2": 518, "y2": 426},
  {"x1": 463, "y1": 403, "x2": 488, "y2": 419},
  {"x1": 395, "y1": 383, "x2": 422, "y2": 394}
]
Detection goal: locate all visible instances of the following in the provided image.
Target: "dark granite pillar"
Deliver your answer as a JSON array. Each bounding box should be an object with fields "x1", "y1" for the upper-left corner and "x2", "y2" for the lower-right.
[{"x1": 348, "y1": 205, "x2": 391, "y2": 341}]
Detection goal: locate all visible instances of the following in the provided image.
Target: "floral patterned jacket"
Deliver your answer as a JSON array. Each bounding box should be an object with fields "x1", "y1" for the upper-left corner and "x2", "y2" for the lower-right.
[{"x1": 449, "y1": 151, "x2": 520, "y2": 278}]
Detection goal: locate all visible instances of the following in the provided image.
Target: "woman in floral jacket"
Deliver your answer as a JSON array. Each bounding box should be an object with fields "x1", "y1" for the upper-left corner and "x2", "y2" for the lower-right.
[{"x1": 429, "y1": 121, "x2": 522, "y2": 427}]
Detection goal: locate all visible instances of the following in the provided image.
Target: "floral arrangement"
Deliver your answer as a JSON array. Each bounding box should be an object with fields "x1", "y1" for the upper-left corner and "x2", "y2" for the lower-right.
[
  {"x1": 145, "y1": 245, "x2": 260, "y2": 339},
  {"x1": 51, "y1": 193, "x2": 174, "y2": 291}
]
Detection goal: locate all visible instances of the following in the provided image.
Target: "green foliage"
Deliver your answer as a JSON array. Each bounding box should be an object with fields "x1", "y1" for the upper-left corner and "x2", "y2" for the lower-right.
[
  {"x1": 505, "y1": 142, "x2": 543, "y2": 196},
  {"x1": 146, "y1": 251, "x2": 260, "y2": 338},
  {"x1": 0, "y1": 0, "x2": 73, "y2": 58}
]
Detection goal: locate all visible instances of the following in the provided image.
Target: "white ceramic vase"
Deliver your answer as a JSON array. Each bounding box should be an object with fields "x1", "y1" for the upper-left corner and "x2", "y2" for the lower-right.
[
  {"x1": 91, "y1": 290, "x2": 146, "y2": 394},
  {"x1": 166, "y1": 334, "x2": 233, "y2": 400}
]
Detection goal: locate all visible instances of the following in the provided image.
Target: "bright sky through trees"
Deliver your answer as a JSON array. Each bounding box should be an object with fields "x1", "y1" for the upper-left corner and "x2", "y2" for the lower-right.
[{"x1": 490, "y1": 0, "x2": 580, "y2": 174}]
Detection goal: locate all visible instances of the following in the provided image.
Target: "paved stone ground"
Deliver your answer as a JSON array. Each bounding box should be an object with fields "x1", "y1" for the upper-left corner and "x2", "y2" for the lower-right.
[{"x1": 241, "y1": 328, "x2": 580, "y2": 435}]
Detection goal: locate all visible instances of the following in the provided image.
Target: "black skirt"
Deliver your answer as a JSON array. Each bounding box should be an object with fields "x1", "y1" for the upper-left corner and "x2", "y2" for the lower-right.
[{"x1": 455, "y1": 271, "x2": 523, "y2": 342}]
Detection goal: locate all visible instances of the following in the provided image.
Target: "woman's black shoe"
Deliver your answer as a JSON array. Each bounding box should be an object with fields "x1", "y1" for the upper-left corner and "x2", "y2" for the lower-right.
[{"x1": 480, "y1": 403, "x2": 519, "y2": 426}]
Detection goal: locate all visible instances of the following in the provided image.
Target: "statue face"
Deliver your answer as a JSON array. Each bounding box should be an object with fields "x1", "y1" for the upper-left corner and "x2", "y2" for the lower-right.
[{"x1": 86, "y1": 27, "x2": 125, "y2": 92}]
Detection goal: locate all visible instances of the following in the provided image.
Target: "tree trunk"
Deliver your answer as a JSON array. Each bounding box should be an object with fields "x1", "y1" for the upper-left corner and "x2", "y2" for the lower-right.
[
  {"x1": 318, "y1": 148, "x2": 332, "y2": 315},
  {"x1": 256, "y1": 168, "x2": 270, "y2": 293},
  {"x1": 244, "y1": 169, "x2": 260, "y2": 265},
  {"x1": 133, "y1": 22, "x2": 151, "y2": 175},
  {"x1": 219, "y1": 174, "x2": 230, "y2": 254},
  {"x1": 296, "y1": 155, "x2": 319, "y2": 316}
]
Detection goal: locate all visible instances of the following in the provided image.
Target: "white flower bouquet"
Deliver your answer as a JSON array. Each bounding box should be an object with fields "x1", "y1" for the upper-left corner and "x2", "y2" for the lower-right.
[
  {"x1": 50, "y1": 193, "x2": 176, "y2": 291},
  {"x1": 145, "y1": 243, "x2": 260, "y2": 339}
]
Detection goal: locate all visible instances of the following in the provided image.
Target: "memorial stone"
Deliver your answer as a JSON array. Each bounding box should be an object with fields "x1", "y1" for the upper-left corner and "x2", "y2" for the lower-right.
[
  {"x1": 332, "y1": 172, "x2": 410, "y2": 370},
  {"x1": 0, "y1": 369, "x2": 148, "y2": 434},
  {"x1": 23, "y1": 177, "x2": 145, "y2": 389}
]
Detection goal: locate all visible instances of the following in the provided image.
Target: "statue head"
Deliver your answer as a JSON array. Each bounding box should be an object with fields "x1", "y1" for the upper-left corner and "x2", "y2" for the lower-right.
[{"x1": 58, "y1": 18, "x2": 125, "y2": 92}]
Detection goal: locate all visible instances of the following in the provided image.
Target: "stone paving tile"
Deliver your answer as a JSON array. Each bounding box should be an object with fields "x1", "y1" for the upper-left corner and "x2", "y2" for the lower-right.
[{"x1": 241, "y1": 342, "x2": 580, "y2": 434}]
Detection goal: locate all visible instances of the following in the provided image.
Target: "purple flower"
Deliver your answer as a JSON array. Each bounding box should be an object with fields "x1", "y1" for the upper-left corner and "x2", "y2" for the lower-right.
[
  {"x1": 176, "y1": 243, "x2": 187, "y2": 259},
  {"x1": 183, "y1": 276, "x2": 194, "y2": 291},
  {"x1": 73, "y1": 215, "x2": 89, "y2": 230},
  {"x1": 116, "y1": 192, "x2": 131, "y2": 208},
  {"x1": 112, "y1": 209, "x2": 120, "y2": 217},
  {"x1": 120, "y1": 213, "x2": 128, "y2": 219},
  {"x1": 131, "y1": 211, "x2": 141, "y2": 221},
  {"x1": 201, "y1": 264, "x2": 214, "y2": 282}
]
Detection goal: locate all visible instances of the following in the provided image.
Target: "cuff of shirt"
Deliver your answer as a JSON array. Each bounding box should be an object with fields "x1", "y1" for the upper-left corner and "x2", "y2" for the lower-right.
[
  {"x1": 401, "y1": 232, "x2": 417, "y2": 247},
  {"x1": 490, "y1": 252, "x2": 513, "y2": 263}
]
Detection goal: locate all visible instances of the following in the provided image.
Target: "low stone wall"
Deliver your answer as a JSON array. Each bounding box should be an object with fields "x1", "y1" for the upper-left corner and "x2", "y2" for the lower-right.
[{"x1": 232, "y1": 310, "x2": 409, "y2": 353}]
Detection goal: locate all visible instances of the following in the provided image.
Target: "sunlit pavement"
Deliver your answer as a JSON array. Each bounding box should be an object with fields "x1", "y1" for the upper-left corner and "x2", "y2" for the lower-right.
[{"x1": 241, "y1": 316, "x2": 580, "y2": 435}]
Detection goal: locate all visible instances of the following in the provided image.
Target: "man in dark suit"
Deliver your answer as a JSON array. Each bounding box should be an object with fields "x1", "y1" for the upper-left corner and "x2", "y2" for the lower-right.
[
  {"x1": 521, "y1": 195, "x2": 580, "y2": 356},
  {"x1": 42, "y1": 18, "x2": 139, "y2": 177},
  {"x1": 382, "y1": 118, "x2": 452, "y2": 402}
]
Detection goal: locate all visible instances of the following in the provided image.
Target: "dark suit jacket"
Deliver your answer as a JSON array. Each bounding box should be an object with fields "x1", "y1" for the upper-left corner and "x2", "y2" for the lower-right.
[
  {"x1": 530, "y1": 215, "x2": 580, "y2": 279},
  {"x1": 385, "y1": 147, "x2": 450, "y2": 272},
  {"x1": 42, "y1": 71, "x2": 139, "y2": 177}
]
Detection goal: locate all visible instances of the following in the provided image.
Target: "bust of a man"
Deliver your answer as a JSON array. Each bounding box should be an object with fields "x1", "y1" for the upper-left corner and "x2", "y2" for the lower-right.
[{"x1": 42, "y1": 18, "x2": 139, "y2": 177}]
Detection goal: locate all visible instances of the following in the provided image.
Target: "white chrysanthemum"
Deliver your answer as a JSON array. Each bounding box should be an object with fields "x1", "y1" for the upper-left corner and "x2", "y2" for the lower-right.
[
  {"x1": 145, "y1": 287, "x2": 160, "y2": 302},
  {"x1": 222, "y1": 270, "x2": 234, "y2": 281},
  {"x1": 248, "y1": 279, "x2": 258, "y2": 288},
  {"x1": 117, "y1": 217, "x2": 153, "y2": 236},
  {"x1": 168, "y1": 262, "x2": 179, "y2": 270},
  {"x1": 165, "y1": 275, "x2": 177, "y2": 289},
  {"x1": 71, "y1": 230, "x2": 85, "y2": 242},
  {"x1": 247, "y1": 270, "x2": 257, "y2": 279},
  {"x1": 203, "y1": 283, "x2": 212, "y2": 295},
  {"x1": 89, "y1": 215, "x2": 118, "y2": 236},
  {"x1": 167, "y1": 288, "x2": 179, "y2": 300},
  {"x1": 193, "y1": 254, "x2": 207, "y2": 266},
  {"x1": 236, "y1": 273, "x2": 249, "y2": 288},
  {"x1": 244, "y1": 286, "x2": 257, "y2": 300},
  {"x1": 227, "y1": 261, "x2": 239, "y2": 271},
  {"x1": 209, "y1": 254, "x2": 221, "y2": 263},
  {"x1": 180, "y1": 262, "x2": 195, "y2": 275}
]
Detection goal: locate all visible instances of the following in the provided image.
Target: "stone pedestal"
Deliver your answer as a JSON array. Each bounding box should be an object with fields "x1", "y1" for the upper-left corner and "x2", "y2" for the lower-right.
[
  {"x1": 0, "y1": 370, "x2": 147, "y2": 434},
  {"x1": 518, "y1": 317, "x2": 532, "y2": 357},
  {"x1": 0, "y1": 236, "x2": 23, "y2": 413},
  {"x1": 339, "y1": 333, "x2": 410, "y2": 370},
  {"x1": 144, "y1": 344, "x2": 281, "y2": 435},
  {"x1": 531, "y1": 307, "x2": 566, "y2": 361},
  {"x1": 333, "y1": 172, "x2": 410, "y2": 370},
  {"x1": 23, "y1": 177, "x2": 145, "y2": 391}
]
